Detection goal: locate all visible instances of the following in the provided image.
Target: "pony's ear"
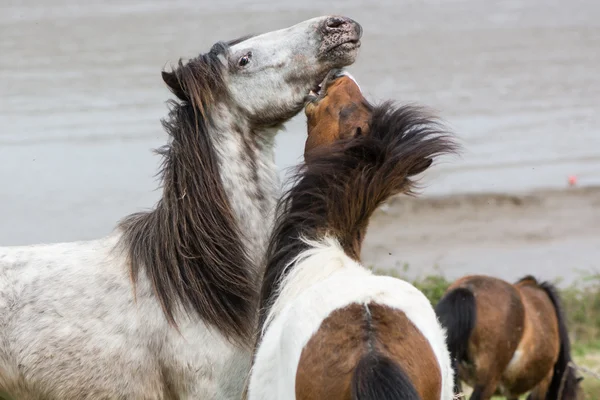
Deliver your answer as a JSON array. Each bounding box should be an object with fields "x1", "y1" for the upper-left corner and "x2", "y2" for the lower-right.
[
  {"x1": 407, "y1": 158, "x2": 433, "y2": 176},
  {"x1": 353, "y1": 123, "x2": 370, "y2": 139},
  {"x1": 162, "y1": 71, "x2": 188, "y2": 101}
]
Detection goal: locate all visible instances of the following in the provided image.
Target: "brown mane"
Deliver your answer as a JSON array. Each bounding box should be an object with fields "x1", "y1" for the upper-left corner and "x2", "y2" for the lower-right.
[
  {"x1": 258, "y1": 103, "x2": 458, "y2": 330},
  {"x1": 118, "y1": 41, "x2": 257, "y2": 344},
  {"x1": 516, "y1": 274, "x2": 539, "y2": 286}
]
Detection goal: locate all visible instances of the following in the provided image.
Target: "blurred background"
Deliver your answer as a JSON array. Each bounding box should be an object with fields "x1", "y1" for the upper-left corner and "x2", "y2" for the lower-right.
[{"x1": 1, "y1": 0, "x2": 598, "y2": 284}]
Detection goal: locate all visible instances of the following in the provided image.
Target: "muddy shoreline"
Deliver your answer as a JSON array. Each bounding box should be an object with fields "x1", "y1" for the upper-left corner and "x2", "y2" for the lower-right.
[{"x1": 362, "y1": 186, "x2": 600, "y2": 285}]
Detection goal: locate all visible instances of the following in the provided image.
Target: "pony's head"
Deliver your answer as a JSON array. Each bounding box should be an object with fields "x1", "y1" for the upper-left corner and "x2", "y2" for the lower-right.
[
  {"x1": 161, "y1": 16, "x2": 362, "y2": 128},
  {"x1": 304, "y1": 70, "x2": 372, "y2": 161}
]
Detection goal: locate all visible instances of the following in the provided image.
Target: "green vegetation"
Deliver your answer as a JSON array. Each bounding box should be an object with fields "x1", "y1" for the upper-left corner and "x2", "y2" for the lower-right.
[{"x1": 373, "y1": 266, "x2": 600, "y2": 399}]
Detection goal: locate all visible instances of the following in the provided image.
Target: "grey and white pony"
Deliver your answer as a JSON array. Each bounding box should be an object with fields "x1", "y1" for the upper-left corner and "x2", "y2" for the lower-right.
[{"x1": 0, "y1": 16, "x2": 362, "y2": 399}]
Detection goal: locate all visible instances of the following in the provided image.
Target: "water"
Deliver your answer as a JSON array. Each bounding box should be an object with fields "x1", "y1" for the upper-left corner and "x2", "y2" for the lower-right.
[{"x1": 1, "y1": 0, "x2": 599, "y2": 245}]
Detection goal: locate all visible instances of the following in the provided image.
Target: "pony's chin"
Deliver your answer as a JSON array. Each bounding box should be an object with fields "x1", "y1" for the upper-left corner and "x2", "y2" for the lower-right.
[
  {"x1": 304, "y1": 81, "x2": 325, "y2": 104},
  {"x1": 304, "y1": 69, "x2": 345, "y2": 104},
  {"x1": 323, "y1": 40, "x2": 361, "y2": 64}
]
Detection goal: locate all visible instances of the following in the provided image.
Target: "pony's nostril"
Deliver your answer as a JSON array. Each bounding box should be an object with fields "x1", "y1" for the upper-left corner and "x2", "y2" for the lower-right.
[
  {"x1": 327, "y1": 17, "x2": 345, "y2": 28},
  {"x1": 325, "y1": 17, "x2": 349, "y2": 30}
]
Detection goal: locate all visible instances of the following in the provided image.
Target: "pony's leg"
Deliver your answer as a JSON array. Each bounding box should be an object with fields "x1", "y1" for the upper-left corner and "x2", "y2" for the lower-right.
[
  {"x1": 525, "y1": 368, "x2": 553, "y2": 400},
  {"x1": 469, "y1": 384, "x2": 496, "y2": 400},
  {"x1": 469, "y1": 373, "x2": 502, "y2": 400},
  {"x1": 468, "y1": 354, "x2": 506, "y2": 400}
]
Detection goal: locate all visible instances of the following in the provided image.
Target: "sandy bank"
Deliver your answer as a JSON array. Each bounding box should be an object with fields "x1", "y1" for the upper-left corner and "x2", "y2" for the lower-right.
[{"x1": 363, "y1": 186, "x2": 600, "y2": 285}]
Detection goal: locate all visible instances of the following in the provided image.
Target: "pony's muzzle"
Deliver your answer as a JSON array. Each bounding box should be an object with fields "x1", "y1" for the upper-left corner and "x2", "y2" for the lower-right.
[
  {"x1": 323, "y1": 16, "x2": 362, "y2": 38},
  {"x1": 319, "y1": 16, "x2": 362, "y2": 54}
]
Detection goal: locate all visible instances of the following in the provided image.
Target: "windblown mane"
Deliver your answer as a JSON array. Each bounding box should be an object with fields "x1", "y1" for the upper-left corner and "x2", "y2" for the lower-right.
[
  {"x1": 258, "y1": 103, "x2": 458, "y2": 329},
  {"x1": 118, "y1": 41, "x2": 257, "y2": 344},
  {"x1": 516, "y1": 274, "x2": 539, "y2": 286}
]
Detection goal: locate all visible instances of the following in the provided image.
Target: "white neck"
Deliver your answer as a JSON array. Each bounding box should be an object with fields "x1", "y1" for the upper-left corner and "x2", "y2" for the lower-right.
[
  {"x1": 211, "y1": 108, "x2": 280, "y2": 270},
  {"x1": 262, "y1": 237, "x2": 367, "y2": 332}
]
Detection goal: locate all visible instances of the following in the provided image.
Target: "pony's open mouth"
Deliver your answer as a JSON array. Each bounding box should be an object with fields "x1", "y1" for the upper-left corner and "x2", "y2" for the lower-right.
[
  {"x1": 307, "y1": 82, "x2": 323, "y2": 102},
  {"x1": 306, "y1": 69, "x2": 345, "y2": 104}
]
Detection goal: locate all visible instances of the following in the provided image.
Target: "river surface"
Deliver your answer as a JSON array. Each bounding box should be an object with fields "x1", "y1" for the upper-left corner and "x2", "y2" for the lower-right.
[{"x1": 1, "y1": 0, "x2": 599, "y2": 247}]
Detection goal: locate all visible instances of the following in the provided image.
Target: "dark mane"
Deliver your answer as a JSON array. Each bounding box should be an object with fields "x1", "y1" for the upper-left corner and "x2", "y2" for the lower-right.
[
  {"x1": 516, "y1": 275, "x2": 539, "y2": 285},
  {"x1": 225, "y1": 34, "x2": 255, "y2": 47},
  {"x1": 159, "y1": 45, "x2": 228, "y2": 119},
  {"x1": 118, "y1": 49, "x2": 256, "y2": 344},
  {"x1": 258, "y1": 103, "x2": 458, "y2": 330}
]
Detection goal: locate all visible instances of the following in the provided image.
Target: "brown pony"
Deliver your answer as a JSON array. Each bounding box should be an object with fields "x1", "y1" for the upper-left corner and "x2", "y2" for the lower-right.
[
  {"x1": 435, "y1": 274, "x2": 584, "y2": 400},
  {"x1": 247, "y1": 70, "x2": 458, "y2": 400}
]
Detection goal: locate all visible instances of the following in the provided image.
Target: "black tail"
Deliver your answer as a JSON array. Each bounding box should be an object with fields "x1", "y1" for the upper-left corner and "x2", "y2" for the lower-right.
[
  {"x1": 435, "y1": 287, "x2": 477, "y2": 394},
  {"x1": 538, "y1": 281, "x2": 579, "y2": 400},
  {"x1": 258, "y1": 103, "x2": 459, "y2": 329},
  {"x1": 351, "y1": 352, "x2": 420, "y2": 400}
]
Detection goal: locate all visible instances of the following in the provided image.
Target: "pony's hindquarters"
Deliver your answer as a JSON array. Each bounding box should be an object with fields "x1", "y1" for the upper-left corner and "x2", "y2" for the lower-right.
[
  {"x1": 249, "y1": 263, "x2": 453, "y2": 400},
  {"x1": 296, "y1": 303, "x2": 441, "y2": 400}
]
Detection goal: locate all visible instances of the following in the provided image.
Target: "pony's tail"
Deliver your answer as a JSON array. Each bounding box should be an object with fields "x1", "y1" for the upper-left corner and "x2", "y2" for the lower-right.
[
  {"x1": 538, "y1": 281, "x2": 579, "y2": 400},
  {"x1": 434, "y1": 287, "x2": 477, "y2": 394},
  {"x1": 351, "y1": 352, "x2": 420, "y2": 400}
]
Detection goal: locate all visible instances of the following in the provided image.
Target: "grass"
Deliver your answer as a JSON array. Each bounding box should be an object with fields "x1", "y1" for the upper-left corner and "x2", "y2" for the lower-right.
[{"x1": 373, "y1": 266, "x2": 600, "y2": 399}]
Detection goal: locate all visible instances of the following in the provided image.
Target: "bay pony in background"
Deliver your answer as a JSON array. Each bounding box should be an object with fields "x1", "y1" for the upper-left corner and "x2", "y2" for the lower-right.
[{"x1": 435, "y1": 275, "x2": 583, "y2": 400}]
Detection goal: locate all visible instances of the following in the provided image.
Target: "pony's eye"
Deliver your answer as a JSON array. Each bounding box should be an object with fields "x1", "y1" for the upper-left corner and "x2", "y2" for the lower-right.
[{"x1": 238, "y1": 52, "x2": 252, "y2": 67}]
